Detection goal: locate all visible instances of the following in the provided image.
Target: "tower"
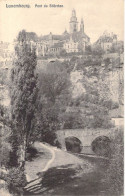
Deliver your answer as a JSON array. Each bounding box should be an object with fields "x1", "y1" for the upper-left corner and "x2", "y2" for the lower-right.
[
  {"x1": 80, "y1": 18, "x2": 84, "y2": 33},
  {"x1": 69, "y1": 9, "x2": 78, "y2": 33},
  {"x1": 49, "y1": 32, "x2": 53, "y2": 46}
]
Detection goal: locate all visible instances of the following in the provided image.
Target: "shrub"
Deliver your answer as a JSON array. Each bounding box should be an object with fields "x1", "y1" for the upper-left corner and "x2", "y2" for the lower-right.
[
  {"x1": 6, "y1": 167, "x2": 27, "y2": 196},
  {"x1": 42, "y1": 130, "x2": 57, "y2": 146},
  {"x1": 102, "y1": 100, "x2": 119, "y2": 110},
  {"x1": 26, "y1": 146, "x2": 38, "y2": 161},
  {"x1": 104, "y1": 129, "x2": 124, "y2": 195}
]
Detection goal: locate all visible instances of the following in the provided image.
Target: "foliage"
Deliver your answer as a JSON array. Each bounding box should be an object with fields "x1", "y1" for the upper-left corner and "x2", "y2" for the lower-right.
[
  {"x1": 104, "y1": 129, "x2": 124, "y2": 195},
  {"x1": 37, "y1": 45, "x2": 120, "y2": 144},
  {"x1": 85, "y1": 45, "x2": 92, "y2": 55},
  {"x1": 92, "y1": 45, "x2": 105, "y2": 56},
  {"x1": 68, "y1": 78, "x2": 113, "y2": 129},
  {"x1": 10, "y1": 30, "x2": 39, "y2": 165},
  {"x1": 61, "y1": 60, "x2": 74, "y2": 74},
  {"x1": 104, "y1": 58, "x2": 111, "y2": 66},
  {"x1": 6, "y1": 167, "x2": 27, "y2": 196},
  {"x1": 17, "y1": 29, "x2": 38, "y2": 43},
  {"x1": 59, "y1": 49, "x2": 67, "y2": 57},
  {"x1": 41, "y1": 130, "x2": 57, "y2": 146},
  {"x1": 26, "y1": 146, "x2": 38, "y2": 161},
  {"x1": 59, "y1": 110, "x2": 86, "y2": 129},
  {"x1": 0, "y1": 136, "x2": 12, "y2": 167},
  {"x1": 0, "y1": 70, "x2": 8, "y2": 85},
  {"x1": 37, "y1": 54, "x2": 114, "y2": 134},
  {"x1": 37, "y1": 61, "x2": 72, "y2": 145},
  {"x1": 39, "y1": 72, "x2": 70, "y2": 104},
  {"x1": 101, "y1": 100, "x2": 119, "y2": 110},
  {"x1": 8, "y1": 125, "x2": 21, "y2": 167},
  {"x1": 75, "y1": 56, "x2": 102, "y2": 71},
  {"x1": 0, "y1": 105, "x2": 12, "y2": 168}
]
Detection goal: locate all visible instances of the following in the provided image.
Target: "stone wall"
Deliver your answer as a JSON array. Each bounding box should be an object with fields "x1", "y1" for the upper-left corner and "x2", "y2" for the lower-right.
[{"x1": 56, "y1": 128, "x2": 115, "y2": 149}]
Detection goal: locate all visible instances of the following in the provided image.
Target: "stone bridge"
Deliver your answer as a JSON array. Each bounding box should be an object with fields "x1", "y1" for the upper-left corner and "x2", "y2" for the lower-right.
[{"x1": 56, "y1": 128, "x2": 117, "y2": 153}]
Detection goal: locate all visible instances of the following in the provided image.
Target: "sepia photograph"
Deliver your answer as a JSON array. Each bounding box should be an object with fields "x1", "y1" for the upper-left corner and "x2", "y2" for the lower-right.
[{"x1": 0, "y1": 0, "x2": 124, "y2": 195}]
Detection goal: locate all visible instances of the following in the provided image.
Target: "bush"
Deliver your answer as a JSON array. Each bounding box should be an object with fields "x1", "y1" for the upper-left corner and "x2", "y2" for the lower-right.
[
  {"x1": 104, "y1": 129, "x2": 124, "y2": 195},
  {"x1": 102, "y1": 100, "x2": 119, "y2": 110},
  {"x1": 6, "y1": 167, "x2": 27, "y2": 196},
  {"x1": 26, "y1": 146, "x2": 38, "y2": 161},
  {"x1": 42, "y1": 130, "x2": 57, "y2": 146}
]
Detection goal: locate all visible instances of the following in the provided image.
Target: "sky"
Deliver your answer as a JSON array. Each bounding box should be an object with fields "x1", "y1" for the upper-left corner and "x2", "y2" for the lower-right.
[{"x1": 0, "y1": 0, "x2": 124, "y2": 43}]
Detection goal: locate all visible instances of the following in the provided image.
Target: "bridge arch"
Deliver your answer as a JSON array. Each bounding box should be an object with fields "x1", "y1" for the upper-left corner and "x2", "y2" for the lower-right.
[
  {"x1": 65, "y1": 136, "x2": 83, "y2": 153},
  {"x1": 91, "y1": 135, "x2": 111, "y2": 156}
]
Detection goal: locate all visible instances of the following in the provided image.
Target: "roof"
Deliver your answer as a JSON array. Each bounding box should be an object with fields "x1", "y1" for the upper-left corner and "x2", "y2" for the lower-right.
[
  {"x1": 50, "y1": 42, "x2": 64, "y2": 48},
  {"x1": 39, "y1": 33, "x2": 70, "y2": 41},
  {"x1": 39, "y1": 31, "x2": 89, "y2": 43},
  {"x1": 95, "y1": 33, "x2": 117, "y2": 44},
  {"x1": 71, "y1": 31, "x2": 90, "y2": 42}
]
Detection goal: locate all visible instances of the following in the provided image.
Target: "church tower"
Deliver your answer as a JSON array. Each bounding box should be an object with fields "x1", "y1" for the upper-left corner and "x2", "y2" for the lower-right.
[
  {"x1": 80, "y1": 18, "x2": 84, "y2": 33},
  {"x1": 69, "y1": 9, "x2": 78, "y2": 34}
]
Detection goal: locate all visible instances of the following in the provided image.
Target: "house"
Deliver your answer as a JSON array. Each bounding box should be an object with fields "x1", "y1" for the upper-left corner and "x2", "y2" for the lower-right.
[{"x1": 95, "y1": 31, "x2": 117, "y2": 52}]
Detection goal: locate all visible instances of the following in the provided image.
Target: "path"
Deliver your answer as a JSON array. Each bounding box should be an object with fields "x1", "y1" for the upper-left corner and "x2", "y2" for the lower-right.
[
  {"x1": 25, "y1": 142, "x2": 93, "y2": 194},
  {"x1": 25, "y1": 142, "x2": 53, "y2": 182},
  {"x1": 38, "y1": 143, "x2": 55, "y2": 172}
]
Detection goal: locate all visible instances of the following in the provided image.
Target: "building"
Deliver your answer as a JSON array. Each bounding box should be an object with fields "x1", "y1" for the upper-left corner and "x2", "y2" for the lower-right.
[
  {"x1": 35, "y1": 9, "x2": 90, "y2": 56},
  {"x1": 95, "y1": 31, "x2": 117, "y2": 52},
  {"x1": 63, "y1": 36, "x2": 79, "y2": 53}
]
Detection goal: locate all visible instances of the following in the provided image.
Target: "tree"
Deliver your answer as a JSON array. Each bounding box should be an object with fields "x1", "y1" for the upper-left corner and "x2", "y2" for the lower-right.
[
  {"x1": 59, "y1": 49, "x2": 67, "y2": 57},
  {"x1": 92, "y1": 45, "x2": 105, "y2": 56},
  {"x1": 37, "y1": 62, "x2": 72, "y2": 145},
  {"x1": 6, "y1": 167, "x2": 27, "y2": 195},
  {"x1": 10, "y1": 30, "x2": 38, "y2": 167},
  {"x1": 17, "y1": 30, "x2": 38, "y2": 43},
  {"x1": 0, "y1": 105, "x2": 12, "y2": 168}
]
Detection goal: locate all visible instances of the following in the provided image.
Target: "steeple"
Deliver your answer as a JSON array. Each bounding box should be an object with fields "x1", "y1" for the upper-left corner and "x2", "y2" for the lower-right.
[
  {"x1": 69, "y1": 9, "x2": 78, "y2": 33},
  {"x1": 80, "y1": 18, "x2": 84, "y2": 33},
  {"x1": 72, "y1": 9, "x2": 76, "y2": 17}
]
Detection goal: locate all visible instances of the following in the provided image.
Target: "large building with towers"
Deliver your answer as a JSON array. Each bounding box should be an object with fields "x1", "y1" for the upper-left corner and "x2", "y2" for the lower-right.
[{"x1": 33, "y1": 9, "x2": 90, "y2": 56}]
